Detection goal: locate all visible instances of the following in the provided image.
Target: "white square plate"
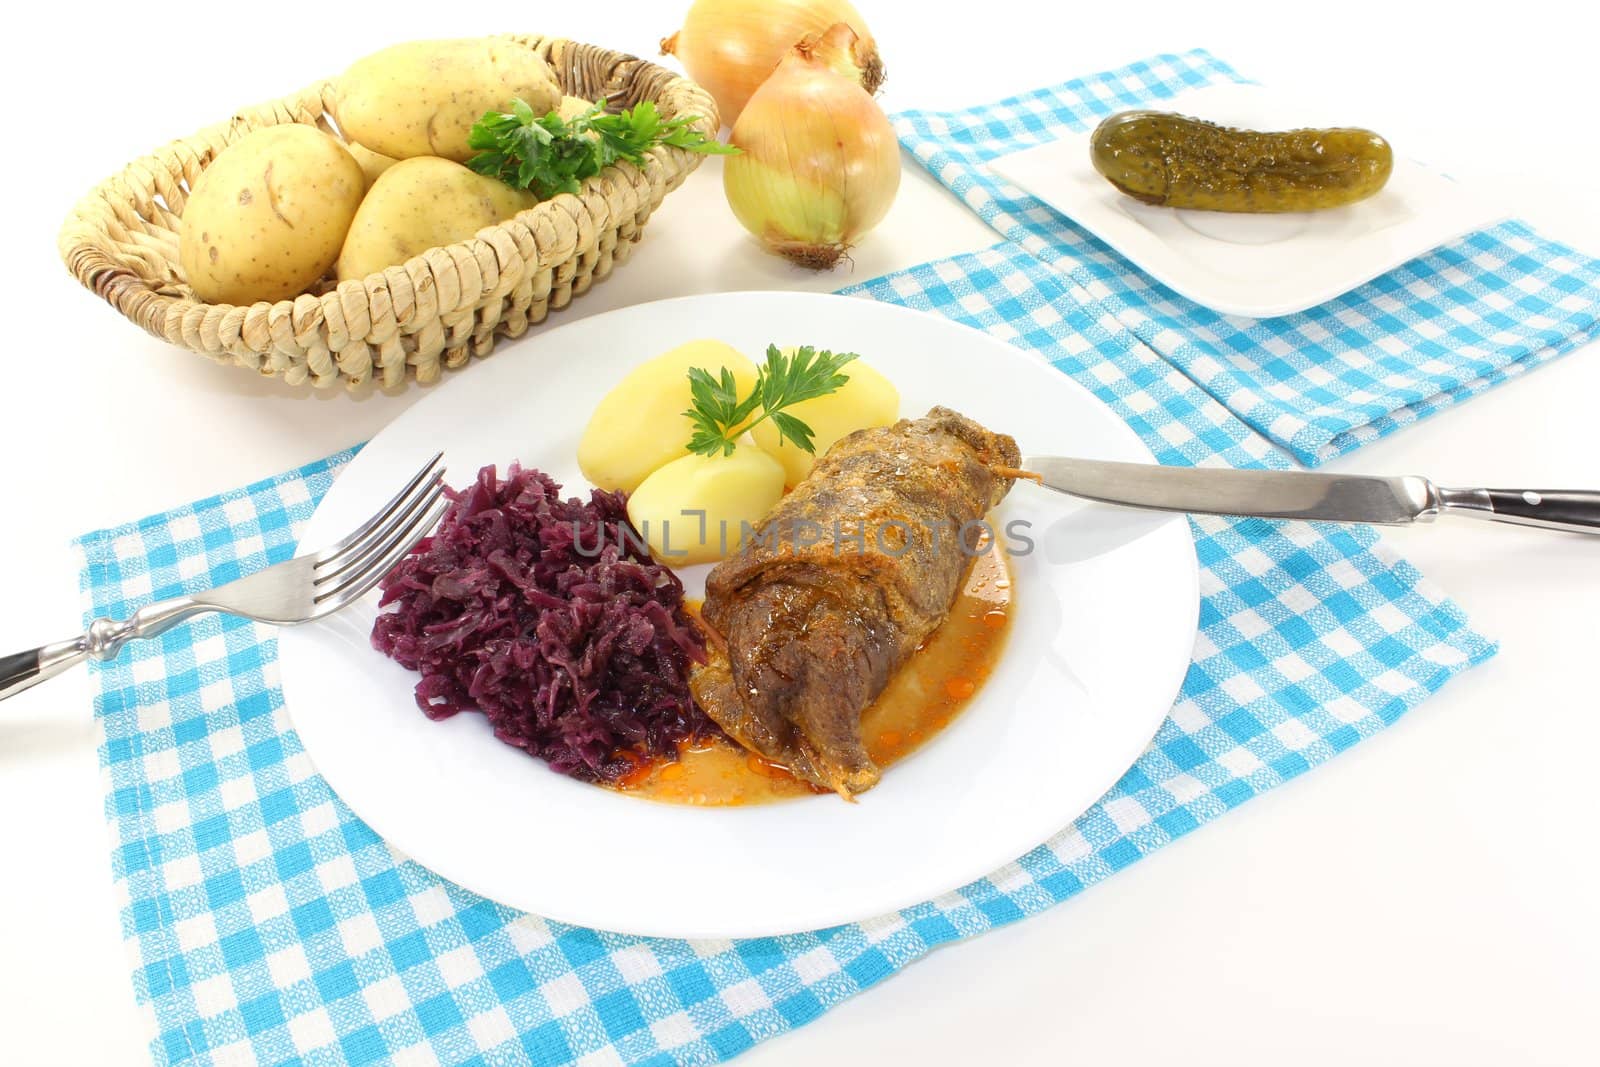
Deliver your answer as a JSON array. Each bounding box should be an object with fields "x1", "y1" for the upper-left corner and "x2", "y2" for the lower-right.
[{"x1": 987, "y1": 82, "x2": 1508, "y2": 318}]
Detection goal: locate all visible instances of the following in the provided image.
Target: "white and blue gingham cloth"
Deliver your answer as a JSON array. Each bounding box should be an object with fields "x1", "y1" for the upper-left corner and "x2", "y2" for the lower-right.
[
  {"x1": 894, "y1": 49, "x2": 1600, "y2": 465},
  {"x1": 77, "y1": 243, "x2": 1495, "y2": 1066}
]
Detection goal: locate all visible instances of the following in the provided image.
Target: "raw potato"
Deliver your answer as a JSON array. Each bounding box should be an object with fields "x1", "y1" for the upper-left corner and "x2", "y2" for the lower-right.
[
  {"x1": 335, "y1": 38, "x2": 562, "y2": 162},
  {"x1": 752, "y1": 356, "x2": 899, "y2": 486},
  {"x1": 178, "y1": 124, "x2": 364, "y2": 305},
  {"x1": 627, "y1": 445, "x2": 786, "y2": 565},
  {"x1": 347, "y1": 142, "x2": 398, "y2": 191},
  {"x1": 558, "y1": 95, "x2": 598, "y2": 121},
  {"x1": 578, "y1": 340, "x2": 760, "y2": 494},
  {"x1": 335, "y1": 157, "x2": 537, "y2": 281},
  {"x1": 557, "y1": 96, "x2": 602, "y2": 143}
]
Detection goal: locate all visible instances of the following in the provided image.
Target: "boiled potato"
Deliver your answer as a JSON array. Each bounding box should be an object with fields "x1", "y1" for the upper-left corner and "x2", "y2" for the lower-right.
[
  {"x1": 627, "y1": 445, "x2": 785, "y2": 565},
  {"x1": 347, "y1": 142, "x2": 397, "y2": 191},
  {"x1": 335, "y1": 38, "x2": 562, "y2": 162},
  {"x1": 178, "y1": 124, "x2": 364, "y2": 305},
  {"x1": 752, "y1": 356, "x2": 899, "y2": 486},
  {"x1": 335, "y1": 157, "x2": 537, "y2": 281},
  {"x1": 578, "y1": 340, "x2": 760, "y2": 494}
]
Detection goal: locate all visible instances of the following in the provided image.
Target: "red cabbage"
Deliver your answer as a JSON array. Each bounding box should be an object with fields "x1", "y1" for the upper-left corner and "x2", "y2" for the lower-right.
[{"x1": 371, "y1": 463, "x2": 712, "y2": 782}]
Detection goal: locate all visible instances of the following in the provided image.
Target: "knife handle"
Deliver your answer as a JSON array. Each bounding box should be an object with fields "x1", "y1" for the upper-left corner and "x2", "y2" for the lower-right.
[
  {"x1": 0, "y1": 638, "x2": 89, "y2": 702},
  {"x1": 1437, "y1": 486, "x2": 1600, "y2": 534}
]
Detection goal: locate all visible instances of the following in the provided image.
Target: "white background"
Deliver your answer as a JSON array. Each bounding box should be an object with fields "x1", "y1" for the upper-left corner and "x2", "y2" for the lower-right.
[{"x1": 3, "y1": 1, "x2": 1598, "y2": 1063}]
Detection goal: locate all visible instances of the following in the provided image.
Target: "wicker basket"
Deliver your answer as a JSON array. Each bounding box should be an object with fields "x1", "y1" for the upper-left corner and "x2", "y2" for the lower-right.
[{"x1": 57, "y1": 35, "x2": 717, "y2": 389}]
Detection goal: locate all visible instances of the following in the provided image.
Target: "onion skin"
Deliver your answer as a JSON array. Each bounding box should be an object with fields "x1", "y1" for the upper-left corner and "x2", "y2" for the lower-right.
[
  {"x1": 661, "y1": 0, "x2": 884, "y2": 126},
  {"x1": 723, "y1": 24, "x2": 901, "y2": 269}
]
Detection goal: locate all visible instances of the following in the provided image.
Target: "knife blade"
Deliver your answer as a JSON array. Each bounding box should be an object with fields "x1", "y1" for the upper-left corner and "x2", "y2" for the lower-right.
[{"x1": 1020, "y1": 456, "x2": 1600, "y2": 534}]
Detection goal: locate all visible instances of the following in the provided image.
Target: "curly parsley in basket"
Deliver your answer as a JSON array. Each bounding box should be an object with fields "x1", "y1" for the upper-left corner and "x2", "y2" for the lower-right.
[{"x1": 466, "y1": 98, "x2": 736, "y2": 200}]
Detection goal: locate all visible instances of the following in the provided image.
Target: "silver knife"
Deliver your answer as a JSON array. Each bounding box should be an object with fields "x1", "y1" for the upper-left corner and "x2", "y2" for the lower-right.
[{"x1": 1021, "y1": 456, "x2": 1600, "y2": 534}]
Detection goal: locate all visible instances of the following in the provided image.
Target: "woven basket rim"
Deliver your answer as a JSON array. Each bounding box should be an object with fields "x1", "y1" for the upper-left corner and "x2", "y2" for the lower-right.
[{"x1": 58, "y1": 34, "x2": 716, "y2": 353}]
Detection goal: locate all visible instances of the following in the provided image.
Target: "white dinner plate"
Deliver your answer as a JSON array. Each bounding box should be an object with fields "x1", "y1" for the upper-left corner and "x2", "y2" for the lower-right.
[
  {"x1": 988, "y1": 82, "x2": 1508, "y2": 318},
  {"x1": 278, "y1": 292, "x2": 1199, "y2": 939}
]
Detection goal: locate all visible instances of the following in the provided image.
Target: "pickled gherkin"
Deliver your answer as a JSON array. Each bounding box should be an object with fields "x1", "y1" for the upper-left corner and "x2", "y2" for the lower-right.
[{"x1": 1089, "y1": 110, "x2": 1393, "y2": 213}]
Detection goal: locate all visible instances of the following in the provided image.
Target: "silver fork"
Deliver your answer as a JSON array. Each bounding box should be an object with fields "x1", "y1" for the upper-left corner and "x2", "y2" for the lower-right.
[{"x1": 0, "y1": 453, "x2": 449, "y2": 702}]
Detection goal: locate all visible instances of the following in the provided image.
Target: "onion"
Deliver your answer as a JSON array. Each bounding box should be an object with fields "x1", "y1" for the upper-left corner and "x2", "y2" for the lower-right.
[
  {"x1": 661, "y1": 0, "x2": 884, "y2": 126},
  {"x1": 722, "y1": 24, "x2": 901, "y2": 270}
]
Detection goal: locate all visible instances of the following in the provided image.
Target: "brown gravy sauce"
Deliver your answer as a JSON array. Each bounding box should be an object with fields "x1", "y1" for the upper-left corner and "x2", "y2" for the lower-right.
[{"x1": 611, "y1": 544, "x2": 1013, "y2": 805}]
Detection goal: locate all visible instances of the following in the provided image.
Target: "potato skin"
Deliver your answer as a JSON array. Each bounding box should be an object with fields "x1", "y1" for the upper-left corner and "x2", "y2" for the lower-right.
[
  {"x1": 335, "y1": 38, "x2": 562, "y2": 163},
  {"x1": 558, "y1": 95, "x2": 597, "y2": 121},
  {"x1": 334, "y1": 156, "x2": 537, "y2": 281},
  {"x1": 557, "y1": 96, "x2": 603, "y2": 143},
  {"x1": 347, "y1": 142, "x2": 398, "y2": 191},
  {"x1": 178, "y1": 124, "x2": 364, "y2": 305},
  {"x1": 578, "y1": 340, "x2": 761, "y2": 494}
]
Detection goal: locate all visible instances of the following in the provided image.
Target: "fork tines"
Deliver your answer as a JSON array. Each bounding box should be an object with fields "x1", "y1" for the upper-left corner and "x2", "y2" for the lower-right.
[{"x1": 311, "y1": 452, "x2": 448, "y2": 613}]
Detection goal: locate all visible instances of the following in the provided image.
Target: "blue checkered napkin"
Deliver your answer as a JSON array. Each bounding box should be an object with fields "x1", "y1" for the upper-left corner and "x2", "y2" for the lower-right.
[
  {"x1": 77, "y1": 243, "x2": 1493, "y2": 1067},
  {"x1": 893, "y1": 49, "x2": 1600, "y2": 465}
]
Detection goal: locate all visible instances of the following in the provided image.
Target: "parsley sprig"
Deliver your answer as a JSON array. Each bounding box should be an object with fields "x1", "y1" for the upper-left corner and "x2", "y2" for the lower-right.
[
  {"x1": 466, "y1": 98, "x2": 736, "y2": 200},
  {"x1": 685, "y1": 345, "x2": 859, "y2": 458}
]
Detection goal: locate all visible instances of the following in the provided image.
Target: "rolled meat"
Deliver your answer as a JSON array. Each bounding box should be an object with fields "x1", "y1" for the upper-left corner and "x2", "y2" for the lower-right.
[{"x1": 691, "y1": 406, "x2": 1022, "y2": 798}]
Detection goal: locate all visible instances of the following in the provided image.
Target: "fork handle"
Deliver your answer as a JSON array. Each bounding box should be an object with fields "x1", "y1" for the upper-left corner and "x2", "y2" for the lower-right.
[{"x1": 0, "y1": 597, "x2": 208, "y2": 703}]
